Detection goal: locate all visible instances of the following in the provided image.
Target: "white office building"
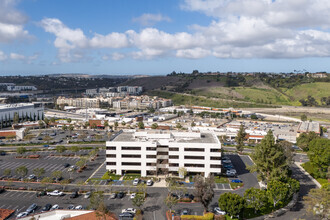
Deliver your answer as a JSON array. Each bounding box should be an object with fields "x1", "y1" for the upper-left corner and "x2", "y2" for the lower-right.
[
  {"x1": 0, "y1": 103, "x2": 44, "y2": 123},
  {"x1": 106, "y1": 130, "x2": 222, "y2": 177}
]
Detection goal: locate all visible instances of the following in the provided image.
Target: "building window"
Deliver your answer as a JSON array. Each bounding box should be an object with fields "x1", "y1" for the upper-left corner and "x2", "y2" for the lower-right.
[
  {"x1": 184, "y1": 148, "x2": 204, "y2": 152},
  {"x1": 146, "y1": 163, "x2": 157, "y2": 166},
  {"x1": 122, "y1": 162, "x2": 141, "y2": 166},
  {"x1": 169, "y1": 163, "x2": 179, "y2": 167},
  {"x1": 184, "y1": 164, "x2": 204, "y2": 168},
  {"x1": 121, "y1": 146, "x2": 141, "y2": 150},
  {"x1": 169, "y1": 148, "x2": 179, "y2": 151},
  {"x1": 106, "y1": 162, "x2": 116, "y2": 165},
  {"x1": 122, "y1": 154, "x2": 141, "y2": 158},
  {"x1": 210, "y1": 148, "x2": 221, "y2": 152},
  {"x1": 107, "y1": 146, "x2": 116, "y2": 150},
  {"x1": 106, "y1": 154, "x2": 116, "y2": 158},
  {"x1": 210, "y1": 156, "x2": 221, "y2": 160},
  {"x1": 210, "y1": 164, "x2": 221, "y2": 168},
  {"x1": 147, "y1": 147, "x2": 156, "y2": 151},
  {"x1": 157, "y1": 152, "x2": 168, "y2": 155},
  {"x1": 146, "y1": 155, "x2": 156, "y2": 158},
  {"x1": 169, "y1": 155, "x2": 179, "y2": 159},
  {"x1": 184, "y1": 156, "x2": 204, "y2": 160}
]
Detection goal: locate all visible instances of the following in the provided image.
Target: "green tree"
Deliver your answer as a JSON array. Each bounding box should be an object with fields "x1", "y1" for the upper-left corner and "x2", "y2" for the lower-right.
[
  {"x1": 251, "y1": 114, "x2": 258, "y2": 120},
  {"x1": 60, "y1": 179, "x2": 70, "y2": 191},
  {"x1": 164, "y1": 195, "x2": 178, "y2": 213},
  {"x1": 33, "y1": 168, "x2": 45, "y2": 182},
  {"x1": 38, "y1": 120, "x2": 44, "y2": 128},
  {"x1": 62, "y1": 125, "x2": 67, "y2": 131},
  {"x1": 3, "y1": 169, "x2": 11, "y2": 177},
  {"x1": 68, "y1": 124, "x2": 74, "y2": 132},
  {"x1": 41, "y1": 177, "x2": 53, "y2": 190},
  {"x1": 89, "y1": 191, "x2": 104, "y2": 210},
  {"x1": 244, "y1": 188, "x2": 268, "y2": 214},
  {"x1": 132, "y1": 193, "x2": 145, "y2": 211},
  {"x1": 44, "y1": 117, "x2": 50, "y2": 127},
  {"x1": 191, "y1": 121, "x2": 196, "y2": 127},
  {"x1": 178, "y1": 167, "x2": 187, "y2": 179},
  {"x1": 104, "y1": 121, "x2": 109, "y2": 128},
  {"x1": 66, "y1": 118, "x2": 72, "y2": 123},
  {"x1": 50, "y1": 117, "x2": 56, "y2": 123},
  {"x1": 16, "y1": 147, "x2": 27, "y2": 156},
  {"x1": 95, "y1": 202, "x2": 109, "y2": 220},
  {"x1": 304, "y1": 183, "x2": 329, "y2": 219},
  {"x1": 218, "y1": 192, "x2": 245, "y2": 218},
  {"x1": 13, "y1": 112, "x2": 19, "y2": 124},
  {"x1": 296, "y1": 131, "x2": 319, "y2": 151},
  {"x1": 70, "y1": 145, "x2": 79, "y2": 156},
  {"x1": 307, "y1": 139, "x2": 330, "y2": 178},
  {"x1": 51, "y1": 170, "x2": 63, "y2": 183},
  {"x1": 267, "y1": 180, "x2": 289, "y2": 208},
  {"x1": 301, "y1": 114, "x2": 307, "y2": 121},
  {"x1": 193, "y1": 174, "x2": 215, "y2": 212},
  {"x1": 248, "y1": 130, "x2": 289, "y2": 182},
  {"x1": 121, "y1": 121, "x2": 126, "y2": 126},
  {"x1": 138, "y1": 121, "x2": 145, "y2": 129},
  {"x1": 235, "y1": 124, "x2": 247, "y2": 152},
  {"x1": 76, "y1": 159, "x2": 85, "y2": 169},
  {"x1": 151, "y1": 123, "x2": 158, "y2": 129},
  {"x1": 114, "y1": 121, "x2": 118, "y2": 130},
  {"x1": 176, "y1": 123, "x2": 182, "y2": 129},
  {"x1": 16, "y1": 166, "x2": 28, "y2": 179},
  {"x1": 56, "y1": 145, "x2": 67, "y2": 154}
]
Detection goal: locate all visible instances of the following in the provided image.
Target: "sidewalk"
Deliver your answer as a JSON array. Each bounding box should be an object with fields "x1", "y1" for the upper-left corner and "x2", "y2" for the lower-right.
[{"x1": 152, "y1": 178, "x2": 167, "y2": 187}]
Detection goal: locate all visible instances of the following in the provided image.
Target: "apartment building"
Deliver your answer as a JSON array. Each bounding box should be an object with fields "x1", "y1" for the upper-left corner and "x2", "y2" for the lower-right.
[{"x1": 106, "y1": 130, "x2": 222, "y2": 177}]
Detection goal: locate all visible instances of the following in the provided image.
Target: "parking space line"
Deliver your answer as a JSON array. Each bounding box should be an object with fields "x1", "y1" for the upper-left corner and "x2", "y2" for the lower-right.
[
  {"x1": 17, "y1": 206, "x2": 25, "y2": 213},
  {"x1": 0, "y1": 205, "x2": 6, "y2": 209},
  {"x1": 12, "y1": 205, "x2": 19, "y2": 211},
  {"x1": 6, "y1": 205, "x2": 12, "y2": 209}
]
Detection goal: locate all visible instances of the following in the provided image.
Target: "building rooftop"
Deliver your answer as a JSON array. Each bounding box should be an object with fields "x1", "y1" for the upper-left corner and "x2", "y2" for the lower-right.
[
  {"x1": 111, "y1": 130, "x2": 218, "y2": 144},
  {"x1": 297, "y1": 122, "x2": 320, "y2": 133}
]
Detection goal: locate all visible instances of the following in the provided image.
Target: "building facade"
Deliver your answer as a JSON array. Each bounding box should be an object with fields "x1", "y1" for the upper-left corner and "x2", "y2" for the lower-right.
[
  {"x1": 106, "y1": 130, "x2": 222, "y2": 177},
  {"x1": 0, "y1": 103, "x2": 44, "y2": 125}
]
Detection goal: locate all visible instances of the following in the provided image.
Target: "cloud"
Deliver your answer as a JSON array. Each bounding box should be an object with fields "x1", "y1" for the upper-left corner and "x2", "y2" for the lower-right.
[
  {"x1": 40, "y1": 0, "x2": 330, "y2": 62},
  {"x1": 0, "y1": 0, "x2": 30, "y2": 42},
  {"x1": 0, "y1": 50, "x2": 8, "y2": 61},
  {"x1": 132, "y1": 13, "x2": 171, "y2": 26},
  {"x1": 0, "y1": 51, "x2": 38, "y2": 63}
]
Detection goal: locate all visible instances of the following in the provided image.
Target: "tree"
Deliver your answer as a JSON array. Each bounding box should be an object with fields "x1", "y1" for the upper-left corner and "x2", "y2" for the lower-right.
[
  {"x1": 16, "y1": 147, "x2": 27, "y2": 156},
  {"x1": 66, "y1": 118, "x2": 72, "y2": 123},
  {"x1": 193, "y1": 174, "x2": 215, "y2": 212},
  {"x1": 70, "y1": 146, "x2": 79, "y2": 156},
  {"x1": 3, "y1": 169, "x2": 11, "y2": 177},
  {"x1": 176, "y1": 123, "x2": 182, "y2": 129},
  {"x1": 89, "y1": 191, "x2": 104, "y2": 210},
  {"x1": 191, "y1": 121, "x2": 196, "y2": 127},
  {"x1": 62, "y1": 125, "x2": 67, "y2": 131},
  {"x1": 51, "y1": 170, "x2": 63, "y2": 183},
  {"x1": 50, "y1": 117, "x2": 56, "y2": 123},
  {"x1": 164, "y1": 195, "x2": 178, "y2": 213},
  {"x1": 151, "y1": 123, "x2": 158, "y2": 129},
  {"x1": 76, "y1": 159, "x2": 85, "y2": 169},
  {"x1": 244, "y1": 188, "x2": 268, "y2": 214},
  {"x1": 38, "y1": 120, "x2": 44, "y2": 128},
  {"x1": 138, "y1": 121, "x2": 145, "y2": 129},
  {"x1": 44, "y1": 117, "x2": 50, "y2": 127},
  {"x1": 33, "y1": 168, "x2": 45, "y2": 182},
  {"x1": 178, "y1": 167, "x2": 187, "y2": 179},
  {"x1": 296, "y1": 132, "x2": 319, "y2": 151},
  {"x1": 104, "y1": 121, "x2": 109, "y2": 128},
  {"x1": 304, "y1": 183, "x2": 329, "y2": 219},
  {"x1": 301, "y1": 114, "x2": 307, "y2": 121},
  {"x1": 121, "y1": 121, "x2": 126, "y2": 126},
  {"x1": 114, "y1": 122, "x2": 118, "y2": 130},
  {"x1": 132, "y1": 193, "x2": 145, "y2": 211},
  {"x1": 68, "y1": 124, "x2": 74, "y2": 132},
  {"x1": 251, "y1": 114, "x2": 258, "y2": 120},
  {"x1": 60, "y1": 179, "x2": 70, "y2": 191},
  {"x1": 235, "y1": 124, "x2": 246, "y2": 152},
  {"x1": 95, "y1": 202, "x2": 110, "y2": 220},
  {"x1": 307, "y1": 139, "x2": 330, "y2": 178},
  {"x1": 16, "y1": 166, "x2": 28, "y2": 179},
  {"x1": 248, "y1": 130, "x2": 289, "y2": 182},
  {"x1": 56, "y1": 145, "x2": 66, "y2": 154},
  {"x1": 277, "y1": 141, "x2": 294, "y2": 165},
  {"x1": 41, "y1": 177, "x2": 53, "y2": 190},
  {"x1": 267, "y1": 180, "x2": 289, "y2": 208},
  {"x1": 218, "y1": 192, "x2": 245, "y2": 218},
  {"x1": 13, "y1": 112, "x2": 19, "y2": 124}
]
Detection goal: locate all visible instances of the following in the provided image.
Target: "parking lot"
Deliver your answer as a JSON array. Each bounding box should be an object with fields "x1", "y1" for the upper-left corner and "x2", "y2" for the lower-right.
[{"x1": 0, "y1": 149, "x2": 105, "y2": 183}]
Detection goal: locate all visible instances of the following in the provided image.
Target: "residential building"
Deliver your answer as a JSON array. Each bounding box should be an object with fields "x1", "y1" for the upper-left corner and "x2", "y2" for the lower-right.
[{"x1": 106, "y1": 130, "x2": 222, "y2": 177}]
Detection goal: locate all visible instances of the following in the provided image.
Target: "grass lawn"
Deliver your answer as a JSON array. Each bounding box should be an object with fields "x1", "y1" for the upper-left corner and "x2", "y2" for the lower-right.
[
  {"x1": 215, "y1": 176, "x2": 229, "y2": 184},
  {"x1": 123, "y1": 174, "x2": 141, "y2": 180},
  {"x1": 301, "y1": 162, "x2": 327, "y2": 185},
  {"x1": 102, "y1": 171, "x2": 121, "y2": 180},
  {"x1": 229, "y1": 182, "x2": 244, "y2": 189}
]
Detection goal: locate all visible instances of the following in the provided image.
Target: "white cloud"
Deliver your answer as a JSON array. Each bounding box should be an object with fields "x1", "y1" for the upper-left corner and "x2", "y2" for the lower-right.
[
  {"x1": 0, "y1": 50, "x2": 8, "y2": 61},
  {"x1": 0, "y1": 0, "x2": 30, "y2": 42},
  {"x1": 0, "y1": 51, "x2": 38, "y2": 63},
  {"x1": 10, "y1": 52, "x2": 25, "y2": 60},
  {"x1": 40, "y1": 0, "x2": 330, "y2": 62},
  {"x1": 132, "y1": 13, "x2": 171, "y2": 26}
]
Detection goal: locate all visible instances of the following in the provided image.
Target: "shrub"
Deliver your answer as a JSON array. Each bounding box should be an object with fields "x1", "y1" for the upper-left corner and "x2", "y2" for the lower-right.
[{"x1": 181, "y1": 213, "x2": 214, "y2": 220}]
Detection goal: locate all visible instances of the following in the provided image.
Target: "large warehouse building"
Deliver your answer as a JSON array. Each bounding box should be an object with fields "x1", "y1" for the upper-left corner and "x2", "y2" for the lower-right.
[
  {"x1": 0, "y1": 103, "x2": 44, "y2": 125},
  {"x1": 106, "y1": 130, "x2": 222, "y2": 177}
]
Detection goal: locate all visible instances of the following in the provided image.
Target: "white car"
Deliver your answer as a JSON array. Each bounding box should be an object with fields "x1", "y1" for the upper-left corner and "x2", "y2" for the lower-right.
[
  {"x1": 130, "y1": 193, "x2": 136, "y2": 199},
  {"x1": 75, "y1": 205, "x2": 83, "y2": 210},
  {"x1": 47, "y1": 190, "x2": 64, "y2": 196},
  {"x1": 146, "y1": 179, "x2": 153, "y2": 186},
  {"x1": 17, "y1": 212, "x2": 29, "y2": 218},
  {"x1": 214, "y1": 207, "x2": 226, "y2": 215},
  {"x1": 132, "y1": 178, "x2": 139, "y2": 186},
  {"x1": 122, "y1": 208, "x2": 136, "y2": 214},
  {"x1": 84, "y1": 191, "x2": 91, "y2": 199},
  {"x1": 226, "y1": 170, "x2": 237, "y2": 177},
  {"x1": 50, "y1": 204, "x2": 59, "y2": 211},
  {"x1": 222, "y1": 159, "x2": 231, "y2": 164}
]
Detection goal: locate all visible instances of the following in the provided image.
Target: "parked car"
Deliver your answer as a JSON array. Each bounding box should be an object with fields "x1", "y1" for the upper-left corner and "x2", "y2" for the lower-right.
[
  {"x1": 231, "y1": 179, "x2": 243, "y2": 183},
  {"x1": 41, "y1": 204, "x2": 52, "y2": 212},
  {"x1": 26, "y1": 203, "x2": 37, "y2": 214},
  {"x1": 67, "y1": 204, "x2": 75, "y2": 210},
  {"x1": 181, "y1": 209, "x2": 189, "y2": 215},
  {"x1": 223, "y1": 164, "x2": 234, "y2": 169},
  {"x1": 110, "y1": 193, "x2": 117, "y2": 199},
  {"x1": 27, "y1": 174, "x2": 36, "y2": 180},
  {"x1": 214, "y1": 207, "x2": 226, "y2": 215},
  {"x1": 170, "y1": 193, "x2": 179, "y2": 199},
  {"x1": 226, "y1": 170, "x2": 237, "y2": 177},
  {"x1": 63, "y1": 163, "x2": 70, "y2": 168},
  {"x1": 47, "y1": 190, "x2": 64, "y2": 196},
  {"x1": 50, "y1": 204, "x2": 59, "y2": 211},
  {"x1": 36, "y1": 191, "x2": 47, "y2": 197},
  {"x1": 222, "y1": 159, "x2": 231, "y2": 164},
  {"x1": 130, "y1": 193, "x2": 136, "y2": 199},
  {"x1": 70, "y1": 191, "x2": 79, "y2": 198},
  {"x1": 146, "y1": 179, "x2": 153, "y2": 186},
  {"x1": 132, "y1": 178, "x2": 139, "y2": 186},
  {"x1": 17, "y1": 212, "x2": 29, "y2": 218},
  {"x1": 122, "y1": 208, "x2": 136, "y2": 214},
  {"x1": 117, "y1": 192, "x2": 125, "y2": 198},
  {"x1": 119, "y1": 212, "x2": 134, "y2": 218},
  {"x1": 84, "y1": 192, "x2": 91, "y2": 199},
  {"x1": 75, "y1": 205, "x2": 83, "y2": 210}
]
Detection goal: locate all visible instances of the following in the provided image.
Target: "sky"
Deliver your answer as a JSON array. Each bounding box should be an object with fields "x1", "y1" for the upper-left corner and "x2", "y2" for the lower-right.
[{"x1": 1, "y1": 0, "x2": 330, "y2": 75}]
